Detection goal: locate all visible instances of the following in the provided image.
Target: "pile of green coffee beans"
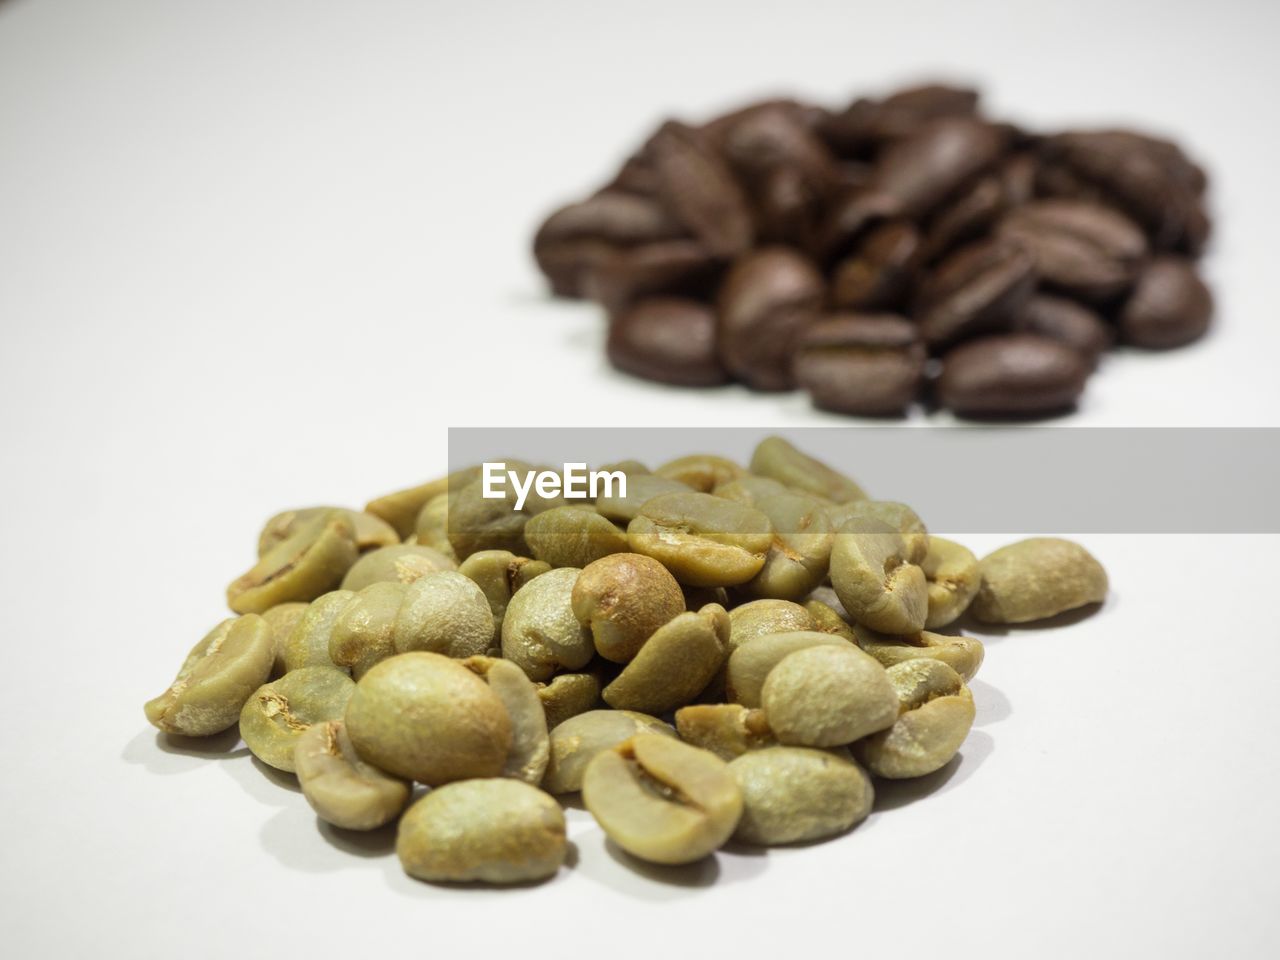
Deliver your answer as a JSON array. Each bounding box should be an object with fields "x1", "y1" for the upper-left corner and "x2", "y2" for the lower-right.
[{"x1": 144, "y1": 437, "x2": 1108, "y2": 883}]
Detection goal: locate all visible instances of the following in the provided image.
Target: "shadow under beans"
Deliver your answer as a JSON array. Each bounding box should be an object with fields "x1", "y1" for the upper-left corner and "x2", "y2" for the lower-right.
[
  {"x1": 954, "y1": 600, "x2": 1108, "y2": 640},
  {"x1": 968, "y1": 679, "x2": 1012, "y2": 727},
  {"x1": 318, "y1": 819, "x2": 398, "y2": 858},
  {"x1": 251, "y1": 756, "x2": 302, "y2": 793},
  {"x1": 603, "y1": 839, "x2": 721, "y2": 888},
  {"x1": 120, "y1": 726, "x2": 249, "y2": 774},
  {"x1": 872, "y1": 729, "x2": 994, "y2": 812}
]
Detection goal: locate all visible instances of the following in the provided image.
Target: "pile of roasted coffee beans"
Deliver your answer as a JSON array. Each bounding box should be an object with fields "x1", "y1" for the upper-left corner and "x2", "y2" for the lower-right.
[
  {"x1": 144, "y1": 438, "x2": 1109, "y2": 885},
  {"x1": 533, "y1": 84, "x2": 1213, "y2": 418}
]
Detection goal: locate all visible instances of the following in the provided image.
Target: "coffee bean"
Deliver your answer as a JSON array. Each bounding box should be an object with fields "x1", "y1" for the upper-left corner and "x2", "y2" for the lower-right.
[
  {"x1": 831, "y1": 221, "x2": 921, "y2": 310},
  {"x1": 606, "y1": 297, "x2": 728, "y2": 386},
  {"x1": 580, "y1": 240, "x2": 721, "y2": 315},
  {"x1": 914, "y1": 237, "x2": 1037, "y2": 348},
  {"x1": 998, "y1": 199, "x2": 1147, "y2": 301},
  {"x1": 1014, "y1": 294, "x2": 1112, "y2": 367},
  {"x1": 793, "y1": 313, "x2": 925, "y2": 416},
  {"x1": 648, "y1": 121, "x2": 755, "y2": 257},
  {"x1": 819, "y1": 84, "x2": 980, "y2": 156},
  {"x1": 869, "y1": 117, "x2": 1006, "y2": 219},
  {"x1": 937, "y1": 333, "x2": 1089, "y2": 417},
  {"x1": 716, "y1": 247, "x2": 825, "y2": 389},
  {"x1": 1119, "y1": 256, "x2": 1213, "y2": 349},
  {"x1": 919, "y1": 174, "x2": 1007, "y2": 262}
]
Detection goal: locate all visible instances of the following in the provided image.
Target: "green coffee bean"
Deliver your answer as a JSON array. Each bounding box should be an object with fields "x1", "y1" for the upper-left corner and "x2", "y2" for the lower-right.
[
  {"x1": 726, "y1": 599, "x2": 815, "y2": 652},
  {"x1": 571, "y1": 553, "x2": 685, "y2": 663},
  {"x1": 712, "y1": 474, "x2": 794, "y2": 507},
  {"x1": 854, "y1": 659, "x2": 975, "y2": 778},
  {"x1": 364, "y1": 467, "x2": 482, "y2": 540},
  {"x1": 393, "y1": 570, "x2": 494, "y2": 659},
  {"x1": 239, "y1": 666, "x2": 355, "y2": 772},
  {"x1": 654, "y1": 454, "x2": 746, "y2": 492},
  {"x1": 341, "y1": 543, "x2": 457, "y2": 591},
  {"x1": 602, "y1": 604, "x2": 729, "y2": 714},
  {"x1": 921, "y1": 537, "x2": 981, "y2": 628},
  {"x1": 328, "y1": 581, "x2": 405, "y2": 679},
  {"x1": 627, "y1": 492, "x2": 773, "y2": 587},
  {"x1": 543, "y1": 709, "x2": 674, "y2": 794},
  {"x1": 281, "y1": 590, "x2": 354, "y2": 674},
  {"x1": 462, "y1": 656, "x2": 550, "y2": 784},
  {"x1": 294, "y1": 719, "x2": 410, "y2": 831},
  {"x1": 829, "y1": 518, "x2": 928, "y2": 635},
  {"x1": 446, "y1": 471, "x2": 533, "y2": 559},
  {"x1": 396, "y1": 779, "x2": 566, "y2": 885},
  {"x1": 501, "y1": 567, "x2": 594, "y2": 681},
  {"x1": 741, "y1": 493, "x2": 834, "y2": 601},
  {"x1": 227, "y1": 511, "x2": 359, "y2": 614},
  {"x1": 675, "y1": 704, "x2": 775, "y2": 760},
  {"x1": 144, "y1": 615, "x2": 274, "y2": 736},
  {"x1": 524, "y1": 505, "x2": 629, "y2": 568},
  {"x1": 803, "y1": 597, "x2": 857, "y2": 642},
  {"x1": 344, "y1": 652, "x2": 512, "y2": 785},
  {"x1": 749, "y1": 436, "x2": 866, "y2": 504},
  {"x1": 972, "y1": 537, "x2": 1108, "y2": 623},
  {"x1": 855, "y1": 627, "x2": 985, "y2": 681},
  {"x1": 258, "y1": 507, "x2": 398, "y2": 557},
  {"x1": 762, "y1": 644, "x2": 898, "y2": 747},
  {"x1": 594, "y1": 473, "x2": 692, "y2": 523},
  {"x1": 261, "y1": 601, "x2": 308, "y2": 677},
  {"x1": 725, "y1": 631, "x2": 850, "y2": 707},
  {"x1": 729, "y1": 747, "x2": 874, "y2": 845},
  {"x1": 413, "y1": 491, "x2": 459, "y2": 560},
  {"x1": 597, "y1": 459, "x2": 650, "y2": 477},
  {"x1": 537, "y1": 673, "x2": 602, "y2": 730},
  {"x1": 827, "y1": 500, "x2": 928, "y2": 563},
  {"x1": 582, "y1": 734, "x2": 743, "y2": 865},
  {"x1": 457, "y1": 549, "x2": 551, "y2": 640}
]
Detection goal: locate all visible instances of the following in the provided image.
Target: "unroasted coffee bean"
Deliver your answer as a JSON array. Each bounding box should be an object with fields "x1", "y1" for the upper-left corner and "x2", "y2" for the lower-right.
[
  {"x1": 742, "y1": 492, "x2": 834, "y2": 601},
  {"x1": 594, "y1": 472, "x2": 693, "y2": 523},
  {"x1": 914, "y1": 236, "x2": 1036, "y2": 348},
  {"x1": 1119, "y1": 256, "x2": 1212, "y2": 348},
  {"x1": 393, "y1": 571, "x2": 494, "y2": 659},
  {"x1": 606, "y1": 297, "x2": 729, "y2": 386},
  {"x1": 328, "y1": 581, "x2": 405, "y2": 679},
  {"x1": 793, "y1": 313, "x2": 925, "y2": 416},
  {"x1": 501, "y1": 567, "x2": 594, "y2": 681},
  {"x1": 749, "y1": 435, "x2": 866, "y2": 503},
  {"x1": 258, "y1": 507, "x2": 398, "y2": 558},
  {"x1": 725, "y1": 630, "x2": 851, "y2": 707},
  {"x1": 729, "y1": 747, "x2": 873, "y2": 845},
  {"x1": 938, "y1": 333, "x2": 1089, "y2": 417},
  {"x1": 294, "y1": 719, "x2": 411, "y2": 830},
  {"x1": 227, "y1": 511, "x2": 359, "y2": 614},
  {"x1": 761, "y1": 643, "x2": 898, "y2": 746},
  {"x1": 262, "y1": 602, "x2": 308, "y2": 678},
  {"x1": 675, "y1": 703, "x2": 775, "y2": 760},
  {"x1": 602, "y1": 604, "x2": 729, "y2": 713},
  {"x1": 239, "y1": 666, "x2": 356, "y2": 772},
  {"x1": 524, "y1": 506, "x2": 629, "y2": 569},
  {"x1": 830, "y1": 221, "x2": 921, "y2": 310},
  {"x1": 340, "y1": 543, "x2": 456, "y2": 591},
  {"x1": 648, "y1": 121, "x2": 754, "y2": 258},
  {"x1": 1014, "y1": 294, "x2": 1111, "y2": 367},
  {"x1": 582, "y1": 734, "x2": 743, "y2": 865},
  {"x1": 537, "y1": 672, "x2": 602, "y2": 730},
  {"x1": 572, "y1": 553, "x2": 686, "y2": 663},
  {"x1": 829, "y1": 519, "x2": 928, "y2": 635},
  {"x1": 855, "y1": 627, "x2": 985, "y2": 681},
  {"x1": 462, "y1": 656, "x2": 550, "y2": 784},
  {"x1": 397, "y1": 779, "x2": 566, "y2": 885},
  {"x1": 726, "y1": 599, "x2": 816, "y2": 652},
  {"x1": 920, "y1": 536, "x2": 981, "y2": 628},
  {"x1": 344, "y1": 652, "x2": 512, "y2": 785},
  {"x1": 414, "y1": 491, "x2": 458, "y2": 559},
  {"x1": 364, "y1": 467, "x2": 481, "y2": 541},
  {"x1": 543, "y1": 709, "x2": 675, "y2": 794},
  {"x1": 854, "y1": 659, "x2": 975, "y2": 778},
  {"x1": 827, "y1": 500, "x2": 928, "y2": 564},
  {"x1": 716, "y1": 247, "x2": 825, "y2": 390},
  {"x1": 281, "y1": 591, "x2": 354, "y2": 674},
  {"x1": 654, "y1": 454, "x2": 746, "y2": 492},
  {"x1": 144, "y1": 615, "x2": 274, "y2": 736},
  {"x1": 457, "y1": 550, "x2": 551, "y2": 639},
  {"x1": 627, "y1": 492, "x2": 773, "y2": 587},
  {"x1": 998, "y1": 199, "x2": 1147, "y2": 301},
  {"x1": 971, "y1": 537, "x2": 1108, "y2": 623}
]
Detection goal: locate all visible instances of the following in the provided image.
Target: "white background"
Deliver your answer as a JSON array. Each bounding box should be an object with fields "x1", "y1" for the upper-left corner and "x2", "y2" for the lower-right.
[{"x1": 1, "y1": 0, "x2": 1277, "y2": 957}]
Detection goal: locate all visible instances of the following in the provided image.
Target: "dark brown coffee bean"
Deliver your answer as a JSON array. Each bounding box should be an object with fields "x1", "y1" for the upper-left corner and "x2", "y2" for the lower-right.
[
  {"x1": 1038, "y1": 131, "x2": 1209, "y2": 254},
  {"x1": 534, "y1": 192, "x2": 686, "y2": 296},
  {"x1": 831, "y1": 221, "x2": 921, "y2": 310},
  {"x1": 1014, "y1": 294, "x2": 1111, "y2": 368},
  {"x1": 819, "y1": 188, "x2": 901, "y2": 262},
  {"x1": 938, "y1": 334, "x2": 1089, "y2": 417},
  {"x1": 819, "y1": 84, "x2": 980, "y2": 156},
  {"x1": 716, "y1": 247, "x2": 825, "y2": 390},
  {"x1": 581, "y1": 241, "x2": 721, "y2": 315},
  {"x1": 920, "y1": 175, "x2": 1006, "y2": 262},
  {"x1": 1118, "y1": 256, "x2": 1212, "y2": 349},
  {"x1": 914, "y1": 237, "x2": 1037, "y2": 348},
  {"x1": 793, "y1": 314, "x2": 925, "y2": 416},
  {"x1": 998, "y1": 200, "x2": 1147, "y2": 302},
  {"x1": 607, "y1": 297, "x2": 729, "y2": 386},
  {"x1": 869, "y1": 118, "x2": 1006, "y2": 219},
  {"x1": 700, "y1": 99, "x2": 827, "y2": 146},
  {"x1": 648, "y1": 121, "x2": 754, "y2": 258}
]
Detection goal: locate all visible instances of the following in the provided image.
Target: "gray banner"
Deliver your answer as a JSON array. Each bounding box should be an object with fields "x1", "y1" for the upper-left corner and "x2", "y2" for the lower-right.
[{"x1": 447, "y1": 427, "x2": 1280, "y2": 533}]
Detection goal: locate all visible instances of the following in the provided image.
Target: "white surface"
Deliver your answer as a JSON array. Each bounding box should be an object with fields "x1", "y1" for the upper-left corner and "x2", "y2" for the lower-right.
[{"x1": 1, "y1": 1, "x2": 1278, "y2": 958}]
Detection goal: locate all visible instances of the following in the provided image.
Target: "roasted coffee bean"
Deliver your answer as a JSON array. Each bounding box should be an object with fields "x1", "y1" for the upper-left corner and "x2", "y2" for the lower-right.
[
  {"x1": 831, "y1": 221, "x2": 921, "y2": 310},
  {"x1": 793, "y1": 313, "x2": 925, "y2": 416},
  {"x1": 1013, "y1": 294, "x2": 1111, "y2": 367},
  {"x1": 820, "y1": 84, "x2": 981, "y2": 156},
  {"x1": 648, "y1": 121, "x2": 754, "y2": 257},
  {"x1": 869, "y1": 118, "x2": 1006, "y2": 220},
  {"x1": 606, "y1": 297, "x2": 729, "y2": 387},
  {"x1": 937, "y1": 333, "x2": 1089, "y2": 418},
  {"x1": 582, "y1": 240, "x2": 721, "y2": 316},
  {"x1": 1119, "y1": 256, "x2": 1213, "y2": 349},
  {"x1": 914, "y1": 237, "x2": 1036, "y2": 348},
  {"x1": 716, "y1": 247, "x2": 825, "y2": 390},
  {"x1": 998, "y1": 200, "x2": 1147, "y2": 301},
  {"x1": 920, "y1": 174, "x2": 1007, "y2": 262}
]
